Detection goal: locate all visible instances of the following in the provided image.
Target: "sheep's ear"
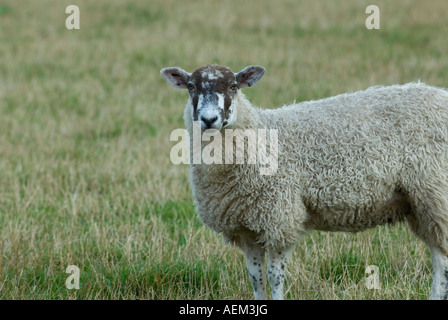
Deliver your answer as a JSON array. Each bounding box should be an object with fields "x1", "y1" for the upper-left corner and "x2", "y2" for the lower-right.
[
  {"x1": 160, "y1": 67, "x2": 191, "y2": 89},
  {"x1": 235, "y1": 65, "x2": 265, "y2": 88}
]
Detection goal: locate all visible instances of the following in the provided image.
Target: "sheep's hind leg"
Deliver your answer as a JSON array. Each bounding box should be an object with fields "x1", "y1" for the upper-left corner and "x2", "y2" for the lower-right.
[
  {"x1": 429, "y1": 246, "x2": 448, "y2": 300},
  {"x1": 267, "y1": 247, "x2": 294, "y2": 300},
  {"x1": 241, "y1": 238, "x2": 267, "y2": 300}
]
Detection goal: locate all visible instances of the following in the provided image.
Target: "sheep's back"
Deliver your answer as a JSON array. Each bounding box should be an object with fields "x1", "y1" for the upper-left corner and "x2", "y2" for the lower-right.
[{"x1": 262, "y1": 83, "x2": 448, "y2": 231}]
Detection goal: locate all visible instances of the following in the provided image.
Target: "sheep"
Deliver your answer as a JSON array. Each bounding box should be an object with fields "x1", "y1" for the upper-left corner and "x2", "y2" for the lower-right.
[{"x1": 160, "y1": 63, "x2": 448, "y2": 300}]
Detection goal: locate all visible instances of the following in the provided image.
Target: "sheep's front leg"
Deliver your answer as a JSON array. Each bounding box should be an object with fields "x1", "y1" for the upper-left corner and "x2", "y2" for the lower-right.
[
  {"x1": 241, "y1": 240, "x2": 267, "y2": 300},
  {"x1": 267, "y1": 247, "x2": 294, "y2": 300},
  {"x1": 429, "y1": 246, "x2": 448, "y2": 300}
]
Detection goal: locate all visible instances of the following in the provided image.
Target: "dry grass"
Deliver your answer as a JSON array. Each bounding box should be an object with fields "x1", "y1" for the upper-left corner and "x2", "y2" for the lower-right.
[{"x1": 0, "y1": 0, "x2": 447, "y2": 299}]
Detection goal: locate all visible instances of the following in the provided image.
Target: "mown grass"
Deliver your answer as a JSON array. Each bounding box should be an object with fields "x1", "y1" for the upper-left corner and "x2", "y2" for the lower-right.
[{"x1": 0, "y1": 0, "x2": 447, "y2": 299}]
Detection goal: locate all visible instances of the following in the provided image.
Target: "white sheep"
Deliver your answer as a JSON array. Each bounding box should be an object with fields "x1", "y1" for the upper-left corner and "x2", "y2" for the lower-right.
[{"x1": 160, "y1": 64, "x2": 448, "y2": 300}]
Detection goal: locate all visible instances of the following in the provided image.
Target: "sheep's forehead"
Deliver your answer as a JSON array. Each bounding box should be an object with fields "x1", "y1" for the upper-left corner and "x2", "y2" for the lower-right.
[{"x1": 191, "y1": 65, "x2": 235, "y2": 93}]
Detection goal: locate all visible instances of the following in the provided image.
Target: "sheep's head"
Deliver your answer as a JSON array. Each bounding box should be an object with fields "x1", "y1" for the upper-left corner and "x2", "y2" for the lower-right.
[{"x1": 161, "y1": 64, "x2": 265, "y2": 132}]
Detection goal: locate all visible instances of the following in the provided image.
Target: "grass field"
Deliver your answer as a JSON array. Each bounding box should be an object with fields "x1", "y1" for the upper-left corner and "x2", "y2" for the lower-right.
[{"x1": 0, "y1": 0, "x2": 447, "y2": 299}]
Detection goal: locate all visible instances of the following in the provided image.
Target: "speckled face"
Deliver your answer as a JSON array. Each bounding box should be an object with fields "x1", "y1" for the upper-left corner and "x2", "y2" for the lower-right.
[
  {"x1": 188, "y1": 65, "x2": 238, "y2": 131},
  {"x1": 161, "y1": 64, "x2": 265, "y2": 132}
]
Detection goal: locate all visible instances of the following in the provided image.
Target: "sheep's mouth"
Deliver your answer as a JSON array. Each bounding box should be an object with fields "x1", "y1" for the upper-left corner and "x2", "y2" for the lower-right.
[
  {"x1": 201, "y1": 122, "x2": 222, "y2": 133},
  {"x1": 202, "y1": 128, "x2": 221, "y2": 136}
]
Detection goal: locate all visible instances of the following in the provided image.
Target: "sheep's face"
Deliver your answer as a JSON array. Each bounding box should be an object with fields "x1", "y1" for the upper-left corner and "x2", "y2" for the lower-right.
[{"x1": 161, "y1": 64, "x2": 265, "y2": 132}]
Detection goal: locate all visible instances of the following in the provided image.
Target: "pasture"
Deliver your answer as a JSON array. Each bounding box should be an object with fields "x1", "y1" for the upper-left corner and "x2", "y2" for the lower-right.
[{"x1": 0, "y1": 0, "x2": 448, "y2": 299}]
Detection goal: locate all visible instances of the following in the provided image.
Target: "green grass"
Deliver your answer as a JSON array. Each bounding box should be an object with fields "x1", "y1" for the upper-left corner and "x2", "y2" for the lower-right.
[{"x1": 0, "y1": 0, "x2": 447, "y2": 299}]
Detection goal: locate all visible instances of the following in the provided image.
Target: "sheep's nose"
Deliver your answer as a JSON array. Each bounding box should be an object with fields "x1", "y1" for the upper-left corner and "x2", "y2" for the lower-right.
[{"x1": 201, "y1": 115, "x2": 218, "y2": 128}]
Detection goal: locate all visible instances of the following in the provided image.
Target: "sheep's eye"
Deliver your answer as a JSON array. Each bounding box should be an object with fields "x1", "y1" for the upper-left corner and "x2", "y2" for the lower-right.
[
  {"x1": 230, "y1": 84, "x2": 237, "y2": 91},
  {"x1": 188, "y1": 84, "x2": 195, "y2": 91}
]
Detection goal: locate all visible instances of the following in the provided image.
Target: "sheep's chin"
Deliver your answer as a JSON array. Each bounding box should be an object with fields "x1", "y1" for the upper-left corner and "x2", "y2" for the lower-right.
[{"x1": 202, "y1": 128, "x2": 221, "y2": 136}]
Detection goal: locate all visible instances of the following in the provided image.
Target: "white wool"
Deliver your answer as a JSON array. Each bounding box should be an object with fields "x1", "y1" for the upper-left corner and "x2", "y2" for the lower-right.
[
  {"x1": 180, "y1": 80, "x2": 448, "y2": 300},
  {"x1": 186, "y1": 82, "x2": 448, "y2": 252}
]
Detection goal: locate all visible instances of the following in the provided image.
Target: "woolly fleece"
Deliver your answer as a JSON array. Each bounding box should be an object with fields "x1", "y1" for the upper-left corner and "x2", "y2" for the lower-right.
[{"x1": 184, "y1": 82, "x2": 448, "y2": 253}]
